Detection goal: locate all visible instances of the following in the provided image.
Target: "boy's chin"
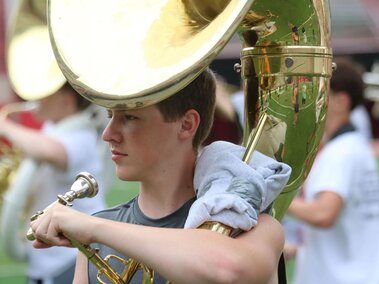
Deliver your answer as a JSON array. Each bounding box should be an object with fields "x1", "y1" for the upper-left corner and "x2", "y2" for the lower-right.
[{"x1": 116, "y1": 171, "x2": 137, "y2": 182}]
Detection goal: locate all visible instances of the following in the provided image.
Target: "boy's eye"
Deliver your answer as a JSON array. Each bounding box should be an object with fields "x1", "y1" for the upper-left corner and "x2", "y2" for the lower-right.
[
  {"x1": 125, "y1": 115, "x2": 137, "y2": 121},
  {"x1": 105, "y1": 109, "x2": 138, "y2": 121}
]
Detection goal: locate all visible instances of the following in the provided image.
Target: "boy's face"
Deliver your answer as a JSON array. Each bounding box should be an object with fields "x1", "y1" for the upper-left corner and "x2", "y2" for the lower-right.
[{"x1": 102, "y1": 105, "x2": 183, "y2": 181}]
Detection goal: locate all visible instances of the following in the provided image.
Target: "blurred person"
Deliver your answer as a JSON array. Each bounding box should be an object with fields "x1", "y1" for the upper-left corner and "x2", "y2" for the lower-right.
[
  {"x1": 281, "y1": 214, "x2": 304, "y2": 262},
  {"x1": 371, "y1": 103, "x2": 379, "y2": 155},
  {"x1": 349, "y1": 59, "x2": 373, "y2": 141},
  {"x1": 351, "y1": 103, "x2": 372, "y2": 141},
  {"x1": 287, "y1": 57, "x2": 379, "y2": 284},
  {"x1": 28, "y1": 68, "x2": 292, "y2": 284},
  {"x1": 0, "y1": 1, "x2": 108, "y2": 282},
  {"x1": 365, "y1": 61, "x2": 379, "y2": 154},
  {"x1": 230, "y1": 88, "x2": 244, "y2": 129},
  {"x1": 0, "y1": 82, "x2": 107, "y2": 284},
  {"x1": 202, "y1": 74, "x2": 242, "y2": 146}
]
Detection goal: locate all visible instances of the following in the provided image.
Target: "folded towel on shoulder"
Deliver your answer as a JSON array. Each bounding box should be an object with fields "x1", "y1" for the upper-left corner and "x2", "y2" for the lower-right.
[{"x1": 184, "y1": 141, "x2": 291, "y2": 231}]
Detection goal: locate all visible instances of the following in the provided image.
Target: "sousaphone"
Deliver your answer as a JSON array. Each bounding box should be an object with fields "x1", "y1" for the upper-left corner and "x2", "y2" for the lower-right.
[
  {"x1": 35, "y1": 0, "x2": 333, "y2": 282},
  {"x1": 48, "y1": 0, "x2": 333, "y2": 220}
]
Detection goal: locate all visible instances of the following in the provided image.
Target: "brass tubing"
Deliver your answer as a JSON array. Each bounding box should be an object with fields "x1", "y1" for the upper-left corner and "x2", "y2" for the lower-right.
[
  {"x1": 242, "y1": 113, "x2": 268, "y2": 163},
  {"x1": 71, "y1": 240, "x2": 125, "y2": 284}
]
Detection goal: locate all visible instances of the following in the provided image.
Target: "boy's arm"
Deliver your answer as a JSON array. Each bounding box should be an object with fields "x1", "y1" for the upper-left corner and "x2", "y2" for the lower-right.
[
  {"x1": 97, "y1": 214, "x2": 283, "y2": 284},
  {"x1": 31, "y1": 205, "x2": 284, "y2": 284}
]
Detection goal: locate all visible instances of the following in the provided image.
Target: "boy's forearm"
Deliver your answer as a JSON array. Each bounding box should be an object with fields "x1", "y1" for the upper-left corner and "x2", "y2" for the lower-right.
[
  {"x1": 91, "y1": 214, "x2": 283, "y2": 283},
  {"x1": 30, "y1": 204, "x2": 282, "y2": 283}
]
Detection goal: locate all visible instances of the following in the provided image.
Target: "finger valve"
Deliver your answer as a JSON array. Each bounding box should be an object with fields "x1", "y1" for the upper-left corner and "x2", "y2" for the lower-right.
[{"x1": 30, "y1": 210, "x2": 44, "y2": 221}]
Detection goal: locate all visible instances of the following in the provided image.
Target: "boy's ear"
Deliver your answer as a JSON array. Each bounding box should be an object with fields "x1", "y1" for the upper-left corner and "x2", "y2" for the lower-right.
[{"x1": 179, "y1": 109, "x2": 200, "y2": 139}]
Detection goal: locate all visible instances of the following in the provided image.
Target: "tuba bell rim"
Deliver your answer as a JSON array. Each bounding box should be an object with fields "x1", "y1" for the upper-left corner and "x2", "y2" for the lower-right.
[{"x1": 47, "y1": 0, "x2": 255, "y2": 109}]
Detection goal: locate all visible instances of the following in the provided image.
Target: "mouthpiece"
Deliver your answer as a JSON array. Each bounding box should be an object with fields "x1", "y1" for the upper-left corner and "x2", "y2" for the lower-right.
[
  {"x1": 70, "y1": 172, "x2": 99, "y2": 199},
  {"x1": 26, "y1": 172, "x2": 99, "y2": 241}
]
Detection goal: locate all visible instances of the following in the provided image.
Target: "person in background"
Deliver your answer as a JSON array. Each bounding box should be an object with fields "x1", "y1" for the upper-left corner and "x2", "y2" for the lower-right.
[
  {"x1": 287, "y1": 57, "x2": 379, "y2": 284},
  {"x1": 0, "y1": 1, "x2": 111, "y2": 281},
  {"x1": 350, "y1": 102, "x2": 373, "y2": 141},
  {"x1": 0, "y1": 82, "x2": 107, "y2": 284},
  {"x1": 202, "y1": 74, "x2": 242, "y2": 146},
  {"x1": 349, "y1": 59, "x2": 373, "y2": 141}
]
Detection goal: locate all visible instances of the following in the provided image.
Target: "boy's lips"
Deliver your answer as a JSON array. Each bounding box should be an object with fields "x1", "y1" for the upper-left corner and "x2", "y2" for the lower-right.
[{"x1": 111, "y1": 150, "x2": 128, "y2": 160}]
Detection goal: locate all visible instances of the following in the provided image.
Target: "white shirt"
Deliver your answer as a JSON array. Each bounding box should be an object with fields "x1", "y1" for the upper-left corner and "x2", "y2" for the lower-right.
[
  {"x1": 294, "y1": 131, "x2": 379, "y2": 284},
  {"x1": 231, "y1": 90, "x2": 244, "y2": 128},
  {"x1": 351, "y1": 104, "x2": 372, "y2": 141}
]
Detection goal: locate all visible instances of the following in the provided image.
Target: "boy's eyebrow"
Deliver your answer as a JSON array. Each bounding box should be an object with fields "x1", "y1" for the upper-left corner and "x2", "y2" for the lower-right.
[{"x1": 108, "y1": 109, "x2": 139, "y2": 116}]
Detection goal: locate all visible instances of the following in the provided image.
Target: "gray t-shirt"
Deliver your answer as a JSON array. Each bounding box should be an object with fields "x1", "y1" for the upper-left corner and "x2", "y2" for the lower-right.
[{"x1": 88, "y1": 196, "x2": 196, "y2": 284}]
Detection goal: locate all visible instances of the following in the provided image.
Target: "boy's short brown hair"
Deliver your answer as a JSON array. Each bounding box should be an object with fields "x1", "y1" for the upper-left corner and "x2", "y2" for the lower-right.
[{"x1": 157, "y1": 68, "x2": 216, "y2": 149}]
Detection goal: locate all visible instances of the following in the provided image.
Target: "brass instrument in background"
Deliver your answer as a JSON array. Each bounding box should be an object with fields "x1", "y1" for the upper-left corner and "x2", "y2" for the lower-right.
[
  {"x1": 0, "y1": 143, "x2": 20, "y2": 200},
  {"x1": 0, "y1": 0, "x2": 66, "y2": 261},
  {"x1": 0, "y1": 101, "x2": 38, "y2": 200},
  {"x1": 28, "y1": 0, "x2": 334, "y2": 283},
  {"x1": 6, "y1": 0, "x2": 66, "y2": 100},
  {"x1": 0, "y1": 101, "x2": 39, "y2": 261},
  {"x1": 2, "y1": 0, "x2": 66, "y2": 202}
]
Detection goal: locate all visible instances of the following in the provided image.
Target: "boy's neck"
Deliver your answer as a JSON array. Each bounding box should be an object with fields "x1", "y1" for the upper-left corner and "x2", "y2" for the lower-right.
[
  {"x1": 137, "y1": 153, "x2": 197, "y2": 219},
  {"x1": 138, "y1": 188, "x2": 195, "y2": 219}
]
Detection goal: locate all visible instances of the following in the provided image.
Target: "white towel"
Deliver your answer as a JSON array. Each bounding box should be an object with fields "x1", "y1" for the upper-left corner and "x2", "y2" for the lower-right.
[{"x1": 185, "y1": 141, "x2": 291, "y2": 231}]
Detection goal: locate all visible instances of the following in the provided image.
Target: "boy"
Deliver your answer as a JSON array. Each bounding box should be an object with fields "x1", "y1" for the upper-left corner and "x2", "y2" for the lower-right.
[{"x1": 30, "y1": 69, "x2": 286, "y2": 283}]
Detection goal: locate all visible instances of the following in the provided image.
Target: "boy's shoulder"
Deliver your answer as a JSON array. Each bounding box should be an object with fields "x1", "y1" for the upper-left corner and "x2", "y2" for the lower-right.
[{"x1": 92, "y1": 197, "x2": 137, "y2": 219}]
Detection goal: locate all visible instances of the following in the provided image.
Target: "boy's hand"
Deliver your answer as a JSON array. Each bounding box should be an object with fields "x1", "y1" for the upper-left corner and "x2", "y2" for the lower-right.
[{"x1": 30, "y1": 202, "x2": 94, "y2": 248}]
